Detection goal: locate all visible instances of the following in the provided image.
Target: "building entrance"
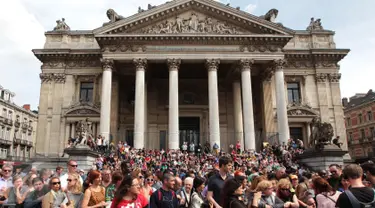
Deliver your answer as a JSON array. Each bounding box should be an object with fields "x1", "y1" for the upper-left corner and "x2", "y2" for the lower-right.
[{"x1": 179, "y1": 117, "x2": 200, "y2": 149}]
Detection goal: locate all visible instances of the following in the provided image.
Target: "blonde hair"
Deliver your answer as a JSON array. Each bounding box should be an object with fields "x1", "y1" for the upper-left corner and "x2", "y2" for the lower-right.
[
  {"x1": 277, "y1": 178, "x2": 291, "y2": 189},
  {"x1": 250, "y1": 175, "x2": 267, "y2": 191},
  {"x1": 256, "y1": 180, "x2": 273, "y2": 192},
  {"x1": 295, "y1": 183, "x2": 308, "y2": 200},
  {"x1": 68, "y1": 172, "x2": 82, "y2": 193}
]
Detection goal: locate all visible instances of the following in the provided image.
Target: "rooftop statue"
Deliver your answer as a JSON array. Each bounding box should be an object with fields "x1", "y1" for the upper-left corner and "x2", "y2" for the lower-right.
[
  {"x1": 306, "y1": 17, "x2": 324, "y2": 31},
  {"x1": 260, "y1": 9, "x2": 278, "y2": 23},
  {"x1": 103, "y1": 9, "x2": 124, "y2": 26},
  {"x1": 53, "y1": 18, "x2": 70, "y2": 31}
]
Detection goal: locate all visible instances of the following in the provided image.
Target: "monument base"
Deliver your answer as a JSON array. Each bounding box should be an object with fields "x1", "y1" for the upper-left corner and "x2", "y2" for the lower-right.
[
  {"x1": 64, "y1": 145, "x2": 100, "y2": 171},
  {"x1": 298, "y1": 144, "x2": 347, "y2": 171}
]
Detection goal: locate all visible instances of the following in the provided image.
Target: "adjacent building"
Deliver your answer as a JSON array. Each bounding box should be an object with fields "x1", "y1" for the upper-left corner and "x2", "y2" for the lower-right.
[
  {"x1": 0, "y1": 85, "x2": 38, "y2": 162},
  {"x1": 343, "y1": 90, "x2": 375, "y2": 162},
  {"x1": 32, "y1": 0, "x2": 349, "y2": 158}
]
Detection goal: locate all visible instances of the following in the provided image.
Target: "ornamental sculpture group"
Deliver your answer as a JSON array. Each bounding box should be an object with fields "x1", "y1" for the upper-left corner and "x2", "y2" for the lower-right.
[{"x1": 309, "y1": 117, "x2": 342, "y2": 151}]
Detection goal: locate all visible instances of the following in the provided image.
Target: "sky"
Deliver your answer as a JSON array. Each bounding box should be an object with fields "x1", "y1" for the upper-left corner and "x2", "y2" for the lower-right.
[{"x1": 0, "y1": 0, "x2": 374, "y2": 110}]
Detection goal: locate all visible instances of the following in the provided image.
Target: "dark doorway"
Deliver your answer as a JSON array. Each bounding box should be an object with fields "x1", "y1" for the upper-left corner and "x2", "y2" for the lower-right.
[
  {"x1": 160, "y1": 130, "x2": 167, "y2": 150},
  {"x1": 179, "y1": 117, "x2": 200, "y2": 148},
  {"x1": 289, "y1": 127, "x2": 303, "y2": 141},
  {"x1": 126, "y1": 130, "x2": 134, "y2": 147}
]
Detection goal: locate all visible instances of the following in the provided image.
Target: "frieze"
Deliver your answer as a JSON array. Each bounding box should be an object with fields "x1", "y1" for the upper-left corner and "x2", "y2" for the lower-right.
[
  {"x1": 67, "y1": 109, "x2": 100, "y2": 115},
  {"x1": 138, "y1": 12, "x2": 246, "y2": 35},
  {"x1": 42, "y1": 60, "x2": 65, "y2": 69},
  {"x1": 102, "y1": 45, "x2": 146, "y2": 53},
  {"x1": 285, "y1": 59, "x2": 313, "y2": 68},
  {"x1": 314, "y1": 60, "x2": 339, "y2": 68},
  {"x1": 240, "y1": 45, "x2": 282, "y2": 53},
  {"x1": 66, "y1": 59, "x2": 101, "y2": 68},
  {"x1": 287, "y1": 109, "x2": 316, "y2": 116},
  {"x1": 39, "y1": 73, "x2": 66, "y2": 83}
]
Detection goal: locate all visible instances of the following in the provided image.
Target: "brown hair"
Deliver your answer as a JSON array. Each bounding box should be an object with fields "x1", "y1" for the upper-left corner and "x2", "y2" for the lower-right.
[
  {"x1": 87, "y1": 170, "x2": 101, "y2": 184},
  {"x1": 343, "y1": 164, "x2": 363, "y2": 180},
  {"x1": 312, "y1": 177, "x2": 333, "y2": 195},
  {"x1": 250, "y1": 175, "x2": 267, "y2": 191},
  {"x1": 112, "y1": 171, "x2": 123, "y2": 185}
]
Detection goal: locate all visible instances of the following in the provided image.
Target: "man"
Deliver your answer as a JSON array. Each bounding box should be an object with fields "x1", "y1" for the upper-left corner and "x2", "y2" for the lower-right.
[
  {"x1": 361, "y1": 161, "x2": 375, "y2": 187},
  {"x1": 54, "y1": 166, "x2": 64, "y2": 177},
  {"x1": 336, "y1": 164, "x2": 375, "y2": 208},
  {"x1": 0, "y1": 164, "x2": 13, "y2": 189},
  {"x1": 328, "y1": 164, "x2": 342, "y2": 191},
  {"x1": 24, "y1": 177, "x2": 50, "y2": 208},
  {"x1": 150, "y1": 173, "x2": 179, "y2": 208},
  {"x1": 207, "y1": 156, "x2": 233, "y2": 208},
  {"x1": 13, "y1": 168, "x2": 26, "y2": 178},
  {"x1": 275, "y1": 167, "x2": 287, "y2": 181},
  {"x1": 60, "y1": 160, "x2": 83, "y2": 190},
  {"x1": 180, "y1": 177, "x2": 193, "y2": 208},
  {"x1": 174, "y1": 177, "x2": 185, "y2": 206},
  {"x1": 101, "y1": 169, "x2": 112, "y2": 188}
]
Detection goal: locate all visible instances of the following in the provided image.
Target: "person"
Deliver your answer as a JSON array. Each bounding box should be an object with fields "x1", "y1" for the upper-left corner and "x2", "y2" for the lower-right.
[
  {"x1": 2, "y1": 175, "x2": 29, "y2": 207},
  {"x1": 61, "y1": 172, "x2": 84, "y2": 208},
  {"x1": 180, "y1": 177, "x2": 193, "y2": 208},
  {"x1": 361, "y1": 161, "x2": 375, "y2": 187},
  {"x1": 105, "y1": 171, "x2": 123, "y2": 204},
  {"x1": 81, "y1": 170, "x2": 108, "y2": 208},
  {"x1": 150, "y1": 173, "x2": 179, "y2": 208},
  {"x1": 221, "y1": 178, "x2": 246, "y2": 208},
  {"x1": 249, "y1": 180, "x2": 284, "y2": 208},
  {"x1": 54, "y1": 167, "x2": 64, "y2": 178},
  {"x1": 189, "y1": 176, "x2": 205, "y2": 208},
  {"x1": 328, "y1": 164, "x2": 342, "y2": 191},
  {"x1": 42, "y1": 176, "x2": 67, "y2": 208},
  {"x1": 276, "y1": 178, "x2": 299, "y2": 208},
  {"x1": 24, "y1": 177, "x2": 50, "y2": 208},
  {"x1": 22, "y1": 173, "x2": 38, "y2": 193},
  {"x1": 295, "y1": 182, "x2": 315, "y2": 208},
  {"x1": 102, "y1": 169, "x2": 112, "y2": 188},
  {"x1": 0, "y1": 164, "x2": 14, "y2": 190},
  {"x1": 312, "y1": 177, "x2": 340, "y2": 208},
  {"x1": 207, "y1": 156, "x2": 233, "y2": 208},
  {"x1": 141, "y1": 172, "x2": 155, "y2": 201},
  {"x1": 110, "y1": 174, "x2": 148, "y2": 208},
  {"x1": 335, "y1": 164, "x2": 375, "y2": 208},
  {"x1": 60, "y1": 160, "x2": 83, "y2": 190}
]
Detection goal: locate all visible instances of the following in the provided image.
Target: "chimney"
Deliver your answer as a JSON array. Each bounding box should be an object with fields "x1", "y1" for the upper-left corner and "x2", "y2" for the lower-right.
[
  {"x1": 23, "y1": 104, "x2": 30, "y2": 111},
  {"x1": 342, "y1": 98, "x2": 348, "y2": 107}
]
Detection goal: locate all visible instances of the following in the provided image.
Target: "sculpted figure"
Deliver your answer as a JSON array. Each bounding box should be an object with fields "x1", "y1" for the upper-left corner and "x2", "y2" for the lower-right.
[
  {"x1": 53, "y1": 18, "x2": 70, "y2": 31},
  {"x1": 307, "y1": 17, "x2": 324, "y2": 31},
  {"x1": 260, "y1": 9, "x2": 279, "y2": 22},
  {"x1": 148, "y1": 4, "x2": 156, "y2": 10},
  {"x1": 176, "y1": 16, "x2": 183, "y2": 32},
  {"x1": 189, "y1": 13, "x2": 199, "y2": 31},
  {"x1": 138, "y1": 6, "x2": 145, "y2": 13},
  {"x1": 107, "y1": 9, "x2": 124, "y2": 22},
  {"x1": 309, "y1": 117, "x2": 334, "y2": 150}
]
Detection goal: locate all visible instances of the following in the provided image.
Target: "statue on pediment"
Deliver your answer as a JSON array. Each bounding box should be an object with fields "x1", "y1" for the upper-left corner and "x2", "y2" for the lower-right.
[
  {"x1": 53, "y1": 18, "x2": 70, "y2": 31},
  {"x1": 307, "y1": 17, "x2": 324, "y2": 31},
  {"x1": 103, "y1": 9, "x2": 124, "y2": 26},
  {"x1": 260, "y1": 9, "x2": 278, "y2": 23}
]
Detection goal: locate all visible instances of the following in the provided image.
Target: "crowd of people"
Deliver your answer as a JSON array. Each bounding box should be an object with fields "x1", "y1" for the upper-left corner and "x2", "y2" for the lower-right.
[{"x1": 0, "y1": 140, "x2": 374, "y2": 208}]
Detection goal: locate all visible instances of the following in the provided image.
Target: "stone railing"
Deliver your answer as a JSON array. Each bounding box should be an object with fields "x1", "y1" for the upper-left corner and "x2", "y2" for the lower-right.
[
  {"x1": 0, "y1": 139, "x2": 12, "y2": 146},
  {"x1": 26, "y1": 141, "x2": 33, "y2": 147},
  {"x1": 20, "y1": 139, "x2": 27, "y2": 145}
]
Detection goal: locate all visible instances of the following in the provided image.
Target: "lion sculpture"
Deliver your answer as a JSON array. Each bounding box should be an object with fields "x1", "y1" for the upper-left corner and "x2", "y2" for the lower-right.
[
  {"x1": 309, "y1": 117, "x2": 334, "y2": 150},
  {"x1": 103, "y1": 9, "x2": 124, "y2": 26}
]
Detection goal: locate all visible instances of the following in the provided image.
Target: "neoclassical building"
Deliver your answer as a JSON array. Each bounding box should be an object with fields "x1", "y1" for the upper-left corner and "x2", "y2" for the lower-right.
[{"x1": 33, "y1": 0, "x2": 349, "y2": 158}]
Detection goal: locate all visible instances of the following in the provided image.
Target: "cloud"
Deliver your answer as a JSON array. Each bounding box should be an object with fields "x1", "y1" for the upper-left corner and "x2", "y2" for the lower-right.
[{"x1": 245, "y1": 3, "x2": 257, "y2": 13}]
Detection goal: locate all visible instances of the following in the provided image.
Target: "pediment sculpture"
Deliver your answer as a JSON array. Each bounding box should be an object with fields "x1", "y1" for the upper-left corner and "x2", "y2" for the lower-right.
[
  {"x1": 140, "y1": 12, "x2": 245, "y2": 34},
  {"x1": 65, "y1": 102, "x2": 100, "y2": 117},
  {"x1": 287, "y1": 109, "x2": 316, "y2": 116},
  {"x1": 306, "y1": 17, "x2": 324, "y2": 31},
  {"x1": 287, "y1": 102, "x2": 318, "y2": 117},
  {"x1": 53, "y1": 18, "x2": 70, "y2": 31},
  {"x1": 103, "y1": 9, "x2": 124, "y2": 26}
]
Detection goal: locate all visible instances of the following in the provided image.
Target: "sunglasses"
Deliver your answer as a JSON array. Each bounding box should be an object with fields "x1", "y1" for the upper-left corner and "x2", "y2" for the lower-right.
[
  {"x1": 52, "y1": 182, "x2": 61, "y2": 185},
  {"x1": 2, "y1": 170, "x2": 11, "y2": 173},
  {"x1": 70, "y1": 164, "x2": 78, "y2": 168},
  {"x1": 146, "y1": 178, "x2": 154, "y2": 182},
  {"x1": 139, "y1": 176, "x2": 144, "y2": 179}
]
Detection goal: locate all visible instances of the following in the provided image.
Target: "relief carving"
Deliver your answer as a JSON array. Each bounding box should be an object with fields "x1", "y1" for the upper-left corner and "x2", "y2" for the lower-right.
[
  {"x1": 42, "y1": 60, "x2": 65, "y2": 69},
  {"x1": 314, "y1": 61, "x2": 338, "y2": 68},
  {"x1": 39, "y1": 73, "x2": 66, "y2": 83},
  {"x1": 102, "y1": 45, "x2": 146, "y2": 53},
  {"x1": 66, "y1": 59, "x2": 101, "y2": 68},
  {"x1": 285, "y1": 59, "x2": 313, "y2": 68},
  {"x1": 315, "y1": 73, "x2": 327, "y2": 83},
  {"x1": 287, "y1": 109, "x2": 315, "y2": 116},
  {"x1": 240, "y1": 45, "x2": 282, "y2": 53},
  {"x1": 140, "y1": 13, "x2": 245, "y2": 34},
  {"x1": 328, "y1": 73, "x2": 341, "y2": 83}
]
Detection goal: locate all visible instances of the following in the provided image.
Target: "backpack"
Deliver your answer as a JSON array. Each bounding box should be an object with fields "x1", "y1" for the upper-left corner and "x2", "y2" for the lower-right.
[
  {"x1": 345, "y1": 189, "x2": 375, "y2": 208},
  {"x1": 157, "y1": 189, "x2": 176, "y2": 201}
]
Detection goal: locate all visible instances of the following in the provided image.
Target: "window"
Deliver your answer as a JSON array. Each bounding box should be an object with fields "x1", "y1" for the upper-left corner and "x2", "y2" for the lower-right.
[
  {"x1": 370, "y1": 127, "x2": 375, "y2": 138},
  {"x1": 79, "y1": 82, "x2": 94, "y2": 102},
  {"x1": 8, "y1": 111, "x2": 12, "y2": 120},
  {"x1": 359, "y1": 114, "x2": 363, "y2": 124},
  {"x1": 0, "y1": 91, "x2": 3, "y2": 99},
  {"x1": 2, "y1": 109, "x2": 6, "y2": 117},
  {"x1": 361, "y1": 129, "x2": 366, "y2": 139},
  {"x1": 348, "y1": 132, "x2": 353, "y2": 140},
  {"x1": 368, "y1": 111, "x2": 373, "y2": 122},
  {"x1": 287, "y1": 82, "x2": 301, "y2": 103},
  {"x1": 347, "y1": 118, "x2": 351, "y2": 127},
  {"x1": 0, "y1": 128, "x2": 3, "y2": 139}
]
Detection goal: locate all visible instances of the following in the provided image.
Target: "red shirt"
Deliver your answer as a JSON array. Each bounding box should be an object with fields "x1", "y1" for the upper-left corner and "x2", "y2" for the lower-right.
[{"x1": 111, "y1": 194, "x2": 148, "y2": 208}]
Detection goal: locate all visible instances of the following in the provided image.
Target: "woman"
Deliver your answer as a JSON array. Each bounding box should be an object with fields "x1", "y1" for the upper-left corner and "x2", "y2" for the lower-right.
[
  {"x1": 82, "y1": 170, "x2": 108, "y2": 208},
  {"x1": 221, "y1": 178, "x2": 246, "y2": 208},
  {"x1": 3, "y1": 175, "x2": 29, "y2": 207},
  {"x1": 312, "y1": 177, "x2": 340, "y2": 208},
  {"x1": 110, "y1": 174, "x2": 148, "y2": 208},
  {"x1": 339, "y1": 175, "x2": 350, "y2": 192},
  {"x1": 61, "y1": 172, "x2": 84, "y2": 208},
  {"x1": 295, "y1": 183, "x2": 315, "y2": 208},
  {"x1": 141, "y1": 172, "x2": 155, "y2": 201},
  {"x1": 42, "y1": 177, "x2": 67, "y2": 208},
  {"x1": 249, "y1": 180, "x2": 284, "y2": 208},
  {"x1": 276, "y1": 179, "x2": 299, "y2": 208},
  {"x1": 189, "y1": 176, "x2": 205, "y2": 208},
  {"x1": 105, "y1": 171, "x2": 124, "y2": 204},
  {"x1": 23, "y1": 173, "x2": 38, "y2": 193}
]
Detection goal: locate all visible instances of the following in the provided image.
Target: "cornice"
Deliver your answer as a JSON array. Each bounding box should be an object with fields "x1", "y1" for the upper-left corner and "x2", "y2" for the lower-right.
[{"x1": 94, "y1": 0, "x2": 294, "y2": 35}]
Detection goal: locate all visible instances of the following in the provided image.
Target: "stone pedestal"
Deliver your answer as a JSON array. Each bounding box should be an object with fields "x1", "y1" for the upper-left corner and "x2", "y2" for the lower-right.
[
  {"x1": 64, "y1": 145, "x2": 100, "y2": 171},
  {"x1": 298, "y1": 145, "x2": 347, "y2": 171}
]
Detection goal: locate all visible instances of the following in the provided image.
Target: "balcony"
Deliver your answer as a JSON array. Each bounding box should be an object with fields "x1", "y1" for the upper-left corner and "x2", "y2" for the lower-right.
[
  {"x1": 21, "y1": 123, "x2": 28, "y2": 130},
  {"x1": 26, "y1": 141, "x2": 33, "y2": 147},
  {"x1": 14, "y1": 121, "x2": 20, "y2": 128},
  {"x1": 14, "y1": 138, "x2": 21, "y2": 145},
  {"x1": 0, "y1": 139, "x2": 12, "y2": 146},
  {"x1": 20, "y1": 139, "x2": 27, "y2": 145},
  {"x1": 3, "y1": 118, "x2": 13, "y2": 126},
  {"x1": 28, "y1": 125, "x2": 33, "y2": 132}
]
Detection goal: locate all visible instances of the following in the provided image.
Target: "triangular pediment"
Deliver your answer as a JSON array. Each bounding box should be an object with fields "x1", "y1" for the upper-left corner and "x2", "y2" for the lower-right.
[{"x1": 94, "y1": 0, "x2": 294, "y2": 36}]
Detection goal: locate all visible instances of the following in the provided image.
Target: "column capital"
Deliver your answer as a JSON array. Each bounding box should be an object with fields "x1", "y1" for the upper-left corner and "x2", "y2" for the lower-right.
[
  {"x1": 328, "y1": 73, "x2": 341, "y2": 83},
  {"x1": 272, "y1": 59, "x2": 286, "y2": 71},
  {"x1": 133, "y1": 58, "x2": 147, "y2": 71},
  {"x1": 239, "y1": 59, "x2": 254, "y2": 72},
  {"x1": 100, "y1": 58, "x2": 114, "y2": 71},
  {"x1": 167, "y1": 58, "x2": 181, "y2": 71},
  {"x1": 205, "y1": 59, "x2": 220, "y2": 71}
]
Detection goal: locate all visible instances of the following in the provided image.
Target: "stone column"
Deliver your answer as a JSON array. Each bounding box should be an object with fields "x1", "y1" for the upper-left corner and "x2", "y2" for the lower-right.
[
  {"x1": 167, "y1": 59, "x2": 181, "y2": 150},
  {"x1": 133, "y1": 59, "x2": 147, "y2": 149},
  {"x1": 71, "y1": 123, "x2": 75, "y2": 138},
  {"x1": 206, "y1": 59, "x2": 221, "y2": 149},
  {"x1": 273, "y1": 59, "x2": 290, "y2": 146},
  {"x1": 65, "y1": 123, "x2": 70, "y2": 144},
  {"x1": 100, "y1": 59, "x2": 114, "y2": 141},
  {"x1": 232, "y1": 81, "x2": 244, "y2": 150},
  {"x1": 240, "y1": 59, "x2": 256, "y2": 150},
  {"x1": 306, "y1": 122, "x2": 311, "y2": 148}
]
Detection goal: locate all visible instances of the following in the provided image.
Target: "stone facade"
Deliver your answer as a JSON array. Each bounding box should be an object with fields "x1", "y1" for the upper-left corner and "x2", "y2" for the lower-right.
[
  {"x1": 0, "y1": 85, "x2": 37, "y2": 162},
  {"x1": 343, "y1": 90, "x2": 375, "y2": 161},
  {"x1": 32, "y1": 0, "x2": 349, "y2": 158}
]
